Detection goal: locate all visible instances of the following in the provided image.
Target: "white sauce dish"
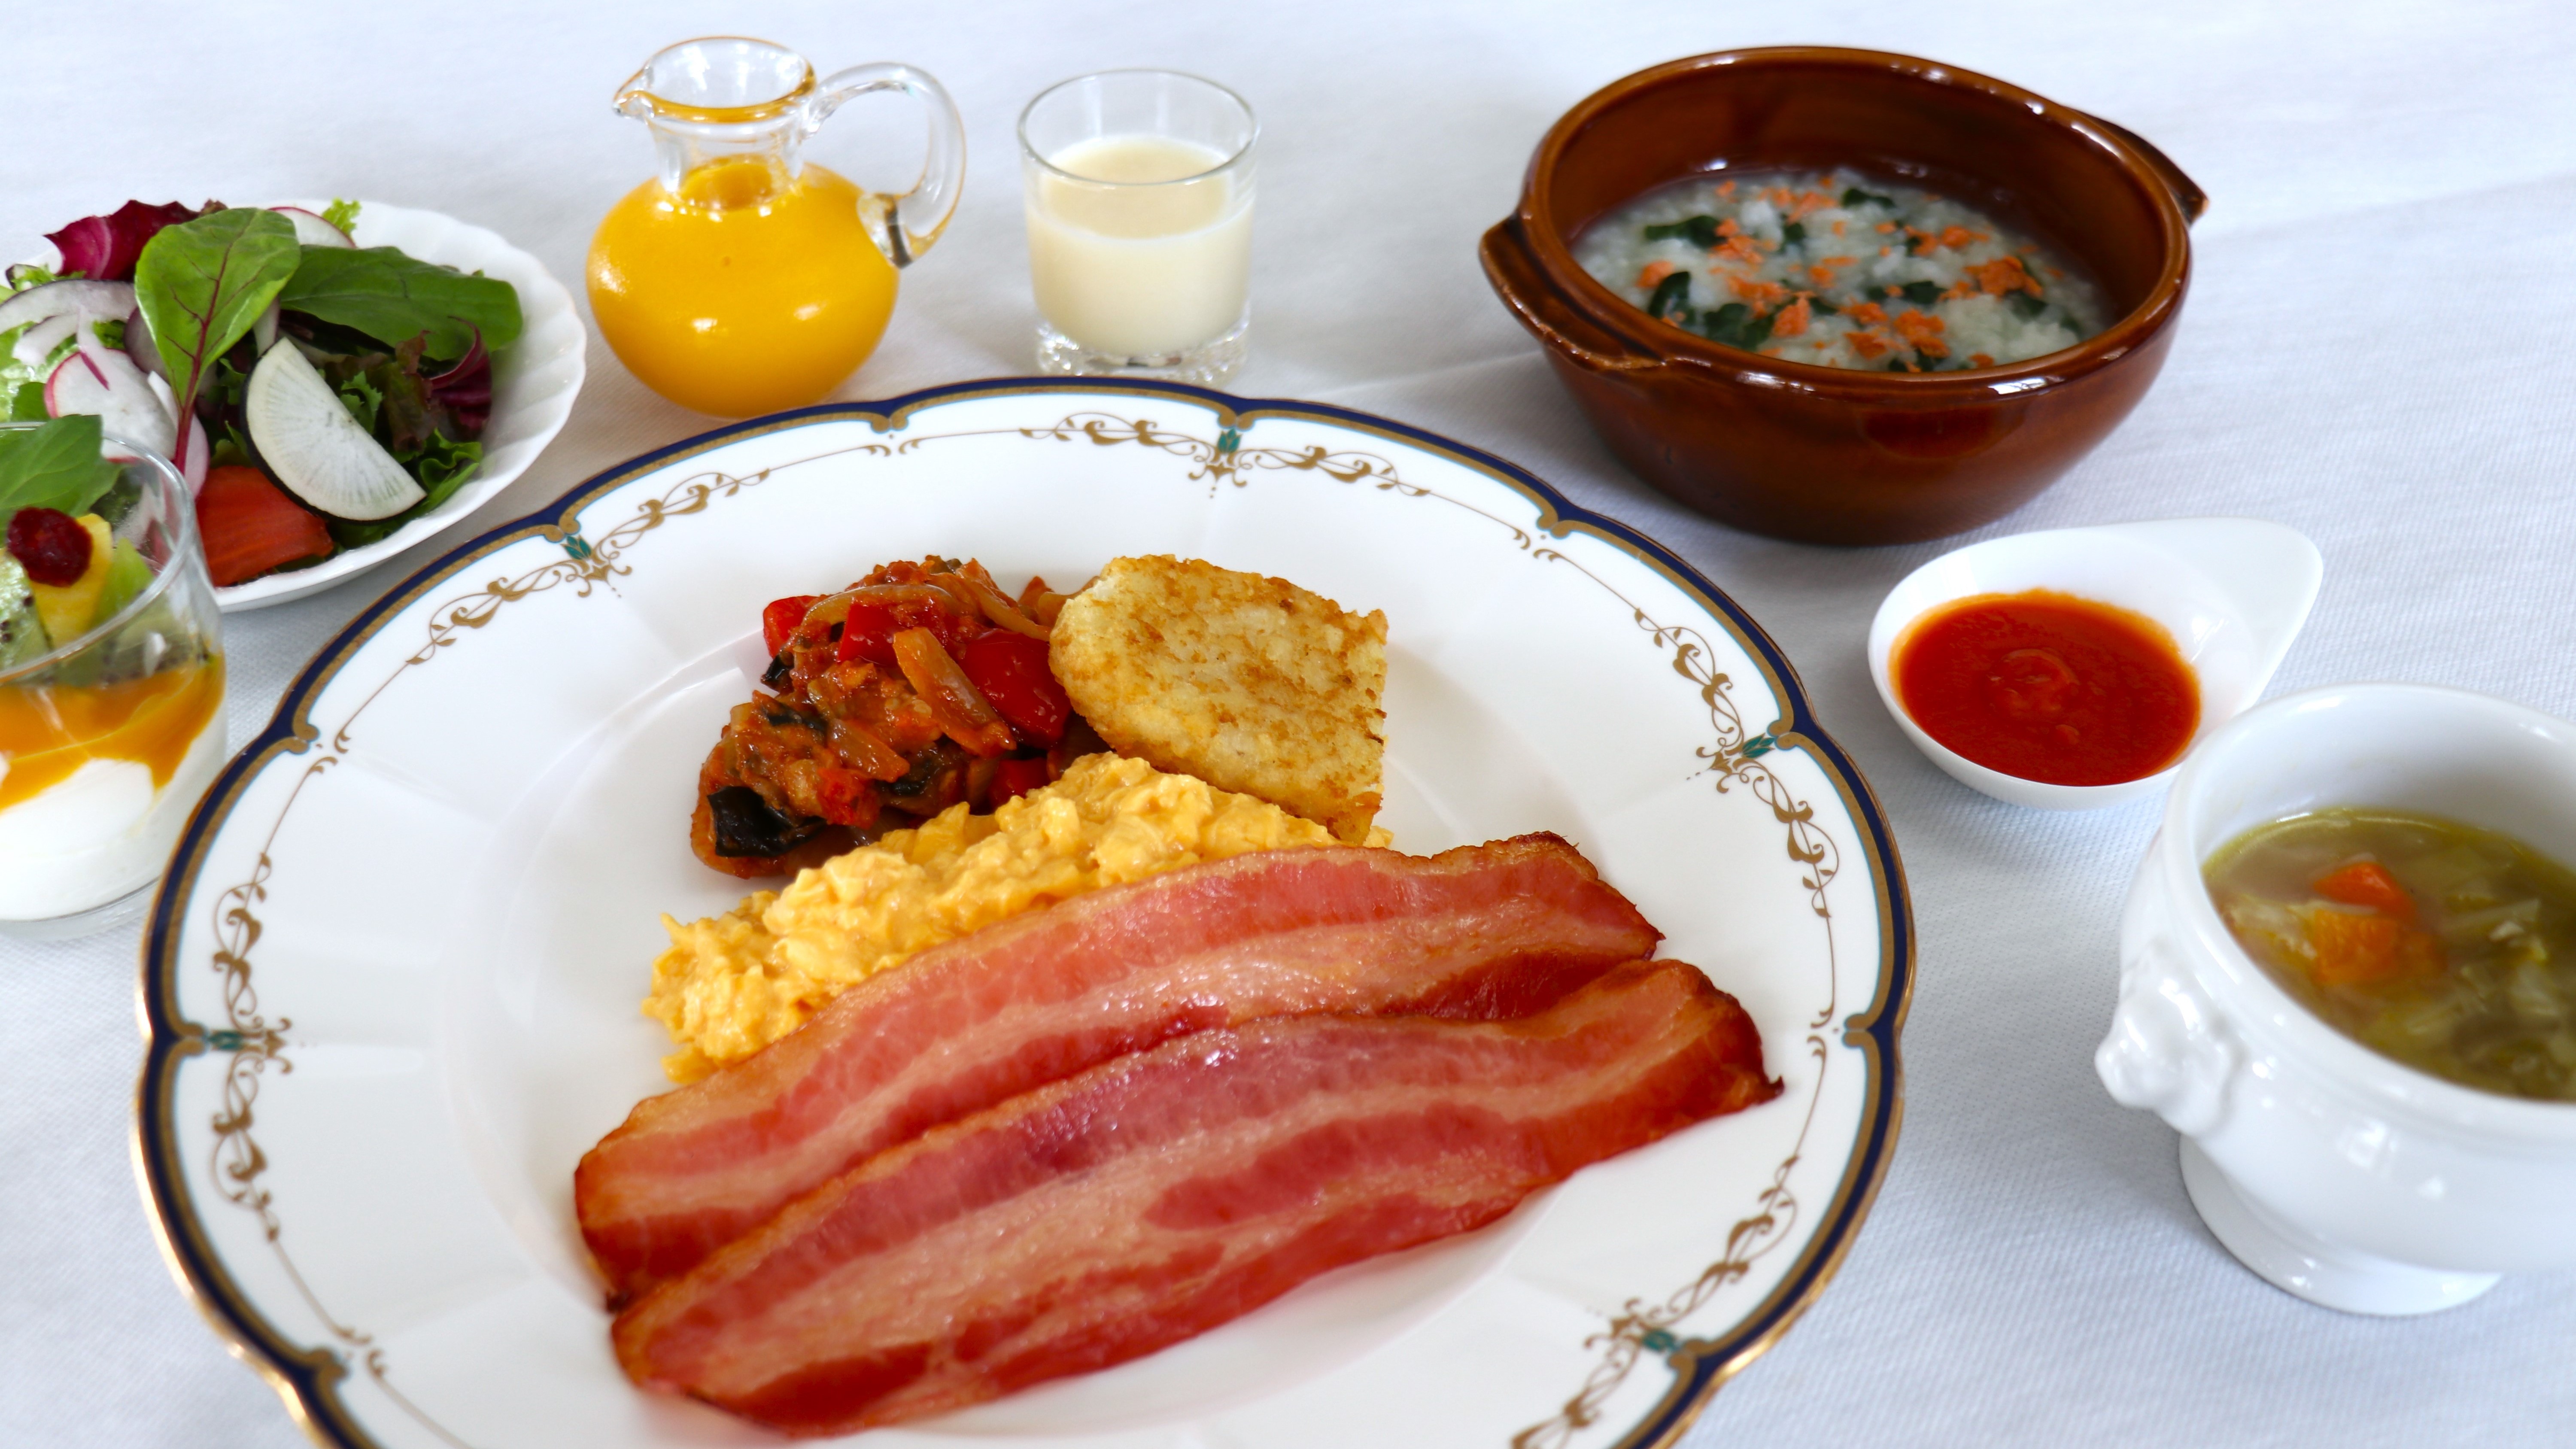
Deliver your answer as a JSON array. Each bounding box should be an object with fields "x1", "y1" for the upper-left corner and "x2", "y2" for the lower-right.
[{"x1": 1866, "y1": 517, "x2": 2321, "y2": 810}]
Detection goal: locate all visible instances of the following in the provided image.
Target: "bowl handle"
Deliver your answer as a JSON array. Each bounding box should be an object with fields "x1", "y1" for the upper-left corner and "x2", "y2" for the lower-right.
[
  {"x1": 2096, "y1": 928, "x2": 2239, "y2": 1134},
  {"x1": 1478, "y1": 218, "x2": 1666, "y2": 374},
  {"x1": 2077, "y1": 111, "x2": 2208, "y2": 224}
]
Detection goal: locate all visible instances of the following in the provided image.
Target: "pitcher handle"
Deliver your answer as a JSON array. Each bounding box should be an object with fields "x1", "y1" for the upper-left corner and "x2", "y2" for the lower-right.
[{"x1": 811, "y1": 62, "x2": 967, "y2": 268}]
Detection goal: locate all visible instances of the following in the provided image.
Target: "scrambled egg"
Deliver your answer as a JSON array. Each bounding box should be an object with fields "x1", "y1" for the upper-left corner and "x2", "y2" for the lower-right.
[{"x1": 646, "y1": 753, "x2": 1371, "y2": 1081}]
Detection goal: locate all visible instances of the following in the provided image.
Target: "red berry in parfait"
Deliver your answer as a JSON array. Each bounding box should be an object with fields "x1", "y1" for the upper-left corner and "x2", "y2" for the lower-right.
[{"x1": 6, "y1": 506, "x2": 94, "y2": 586}]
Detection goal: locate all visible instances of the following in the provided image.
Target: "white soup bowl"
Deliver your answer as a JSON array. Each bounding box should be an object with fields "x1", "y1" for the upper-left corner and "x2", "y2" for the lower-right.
[{"x1": 2097, "y1": 683, "x2": 2576, "y2": 1314}]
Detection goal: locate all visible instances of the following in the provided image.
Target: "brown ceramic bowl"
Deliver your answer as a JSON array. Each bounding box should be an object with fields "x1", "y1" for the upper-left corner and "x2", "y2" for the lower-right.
[{"x1": 1481, "y1": 48, "x2": 2205, "y2": 545}]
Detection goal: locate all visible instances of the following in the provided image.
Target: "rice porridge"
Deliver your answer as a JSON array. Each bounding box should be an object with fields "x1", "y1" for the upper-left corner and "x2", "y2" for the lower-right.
[{"x1": 1573, "y1": 167, "x2": 2107, "y2": 371}]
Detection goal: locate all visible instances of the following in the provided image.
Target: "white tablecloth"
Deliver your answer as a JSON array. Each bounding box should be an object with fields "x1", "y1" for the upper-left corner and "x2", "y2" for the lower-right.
[{"x1": 8, "y1": 2, "x2": 2576, "y2": 1444}]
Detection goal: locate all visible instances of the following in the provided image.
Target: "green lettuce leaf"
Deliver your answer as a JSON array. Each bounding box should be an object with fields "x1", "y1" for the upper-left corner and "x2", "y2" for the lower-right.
[
  {"x1": 332, "y1": 365, "x2": 383, "y2": 434},
  {"x1": 276, "y1": 246, "x2": 521, "y2": 360},
  {"x1": 0, "y1": 324, "x2": 42, "y2": 412},
  {"x1": 407, "y1": 433, "x2": 480, "y2": 494},
  {"x1": 321, "y1": 199, "x2": 362, "y2": 234},
  {"x1": 0, "y1": 413, "x2": 121, "y2": 518}
]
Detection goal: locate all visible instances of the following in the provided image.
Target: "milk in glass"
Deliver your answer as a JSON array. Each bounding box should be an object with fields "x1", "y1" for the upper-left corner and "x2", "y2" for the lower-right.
[{"x1": 1027, "y1": 136, "x2": 1252, "y2": 358}]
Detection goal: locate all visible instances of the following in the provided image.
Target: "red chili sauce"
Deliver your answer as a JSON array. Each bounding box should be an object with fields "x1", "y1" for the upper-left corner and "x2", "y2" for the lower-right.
[{"x1": 1891, "y1": 589, "x2": 2198, "y2": 787}]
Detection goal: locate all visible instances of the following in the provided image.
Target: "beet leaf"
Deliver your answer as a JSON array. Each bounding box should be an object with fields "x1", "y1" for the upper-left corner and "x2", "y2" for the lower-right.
[
  {"x1": 45, "y1": 200, "x2": 212, "y2": 283},
  {"x1": 133, "y1": 208, "x2": 301, "y2": 475}
]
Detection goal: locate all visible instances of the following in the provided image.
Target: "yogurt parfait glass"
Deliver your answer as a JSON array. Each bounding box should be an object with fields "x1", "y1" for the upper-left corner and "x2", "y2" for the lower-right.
[{"x1": 0, "y1": 428, "x2": 225, "y2": 939}]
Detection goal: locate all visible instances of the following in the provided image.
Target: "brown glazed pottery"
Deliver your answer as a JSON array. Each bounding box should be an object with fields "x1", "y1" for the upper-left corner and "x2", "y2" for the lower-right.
[{"x1": 1481, "y1": 48, "x2": 2205, "y2": 545}]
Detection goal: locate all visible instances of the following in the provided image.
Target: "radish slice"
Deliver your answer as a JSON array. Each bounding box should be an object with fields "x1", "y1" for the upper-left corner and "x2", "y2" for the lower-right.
[
  {"x1": 176, "y1": 415, "x2": 209, "y2": 493},
  {"x1": 12, "y1": 311, "x2": 79, "y2": 371},
  {"x1": 72, "y1": 307, "x2": 121, "y2": 370},
  {"x1": 252, "y1": 303, "x2": 279, "y2": 357},
  {"x1": 125, "y1": 376, "x2": 209, "y2": 492},
  {"x1": 244, "y1": 339, "x2": 422, "y2": 520},
  {"x1": 125, "y1": 308, "x2": 165, "y2": 381},
  {"x1": 270, "y1": 207, "x2": 354, "y2": 248},
  {"x1": 0, "y1": 278, "x2": 135, "y2": 335},
  {"x1": 47, "y1": 345, "x2": 177, "y2": 459}
]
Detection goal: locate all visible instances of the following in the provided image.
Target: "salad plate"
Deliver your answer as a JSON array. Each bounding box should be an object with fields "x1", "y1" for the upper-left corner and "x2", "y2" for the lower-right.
[
  {"x1": 137, "y1": 380, "x2": 1911, "y2": 1449},
  {"x1": 202, "y1": 200, "x2": 586, "y2": 611},
  {"x1": 9, "y1": 198, "x2": 588, "y2": 611}
]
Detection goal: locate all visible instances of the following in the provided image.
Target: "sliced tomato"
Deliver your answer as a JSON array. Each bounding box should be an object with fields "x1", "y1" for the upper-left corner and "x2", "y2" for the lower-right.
[
  {"x1": 2312, "y1": 860, "x2": 2418, "y2": 924},
  {"x1": 958, "y1": 631, "x2": 1070, "y2": 747},
  {"x1": 195, "y1": 466, "x2": 333, "y2": 588},
  {"x1": 762, "y1": 595, "x2": 820, "y2": 656}
]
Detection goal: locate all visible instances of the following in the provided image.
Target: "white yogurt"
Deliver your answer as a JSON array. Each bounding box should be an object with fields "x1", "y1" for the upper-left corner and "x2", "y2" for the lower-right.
[{"x1": 0, "y1": 713, "x2": 226, "y2": 920}]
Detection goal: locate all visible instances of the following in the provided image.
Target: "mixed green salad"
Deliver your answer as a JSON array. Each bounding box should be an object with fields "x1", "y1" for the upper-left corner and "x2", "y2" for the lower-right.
[{"x1": 1, "y1": 198, "x2": 522, "y2": 587}]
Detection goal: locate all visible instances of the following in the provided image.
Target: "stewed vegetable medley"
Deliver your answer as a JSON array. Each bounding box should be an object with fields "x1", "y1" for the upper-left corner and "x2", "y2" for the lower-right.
[{"x1": 2207, "y1": 808, "x2": 2576, "y2": 1101}]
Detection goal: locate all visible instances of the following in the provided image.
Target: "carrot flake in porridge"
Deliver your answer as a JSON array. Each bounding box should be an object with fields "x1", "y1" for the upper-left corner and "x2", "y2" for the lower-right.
[{"x1": 1574, "y1": 166, "x2": 2106, "y2": 371}]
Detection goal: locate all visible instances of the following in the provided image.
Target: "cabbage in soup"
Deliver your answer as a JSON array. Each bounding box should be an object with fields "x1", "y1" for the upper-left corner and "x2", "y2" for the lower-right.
[{"x1": 2206, "y1": 808, "x2": 2576, "y2": 1101}]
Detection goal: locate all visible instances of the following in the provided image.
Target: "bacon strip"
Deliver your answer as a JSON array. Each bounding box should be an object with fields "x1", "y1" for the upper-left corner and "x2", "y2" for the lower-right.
[
  {"x1": 614, "y1": 959, "x2": 1777, "y2": 1434},
  {"x1": 577, "y1": 835, "x2": 1660, "y2": 1300}
]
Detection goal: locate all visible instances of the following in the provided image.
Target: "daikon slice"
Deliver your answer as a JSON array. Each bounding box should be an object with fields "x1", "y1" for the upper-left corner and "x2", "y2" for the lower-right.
[{"x1": 243, "y1": 339, "x2": 422, "y2": 521}]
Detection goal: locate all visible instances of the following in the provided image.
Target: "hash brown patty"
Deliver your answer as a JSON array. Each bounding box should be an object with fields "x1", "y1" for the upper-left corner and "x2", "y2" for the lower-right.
[{"x1": 1050, "y1": 556, "x2": 1385, "y2": 843}]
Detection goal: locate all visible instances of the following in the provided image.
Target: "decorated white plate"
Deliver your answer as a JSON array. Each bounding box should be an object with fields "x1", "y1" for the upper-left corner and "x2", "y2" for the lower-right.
[
  {"x1": 139, "y1": 381, "x2": 1912, "y2": 1449},
  {"x1": 218, "y1": 199, "x2": 586, "y2": 611}
]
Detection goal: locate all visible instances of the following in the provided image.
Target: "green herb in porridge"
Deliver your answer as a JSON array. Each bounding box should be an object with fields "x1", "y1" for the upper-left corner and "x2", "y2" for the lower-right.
[
  {"x1": 1573, "y1": 166, "x2": 2107, "y2": 372},
  {"x1": 2205, "y1": 808, "x2": 2576, "y2": 1102}
]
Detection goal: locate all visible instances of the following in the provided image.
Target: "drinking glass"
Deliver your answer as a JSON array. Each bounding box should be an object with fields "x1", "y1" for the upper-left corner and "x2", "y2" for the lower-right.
[
  {"x1": 1020, "y1": 70, "x2": 1258, "y2": 386},
  {"x1": 0, "y1": 429, "x2": 225, "y2": 939}
]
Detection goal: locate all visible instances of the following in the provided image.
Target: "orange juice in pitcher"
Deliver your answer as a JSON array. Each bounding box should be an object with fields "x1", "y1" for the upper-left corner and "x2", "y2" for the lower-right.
[{"x1": 588, "y1": 39, "x2": 965, "y2": 417}]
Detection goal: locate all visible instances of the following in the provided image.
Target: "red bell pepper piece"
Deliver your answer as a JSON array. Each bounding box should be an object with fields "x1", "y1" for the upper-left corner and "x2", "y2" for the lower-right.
[
  {"x1": 988, "y1": 756, "x2": 1052, "y2": 808},
  {"x1": 836, "y1": 601, "x2": 902, "y2": 666},
  {"x1": 762, "y1": 595, "x2": 821, "y2": 656},
  {"x1": 958, "y1": 631, "x2": 1070, "y2": 747}
]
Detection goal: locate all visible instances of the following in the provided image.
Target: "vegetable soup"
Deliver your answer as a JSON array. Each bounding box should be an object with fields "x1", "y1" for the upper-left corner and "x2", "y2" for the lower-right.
[
  {"x1": 2206, "y1": 808, "x2": 2576, "y2": 1101},
  {"x1": 1572, "y1": 167, "x2": 2106, "y2": 372}
]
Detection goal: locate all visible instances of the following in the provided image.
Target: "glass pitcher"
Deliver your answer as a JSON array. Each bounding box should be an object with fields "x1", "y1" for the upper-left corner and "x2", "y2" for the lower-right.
[{"x1": 588, "y1": 37, "x2": 965, "y2": 418}]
